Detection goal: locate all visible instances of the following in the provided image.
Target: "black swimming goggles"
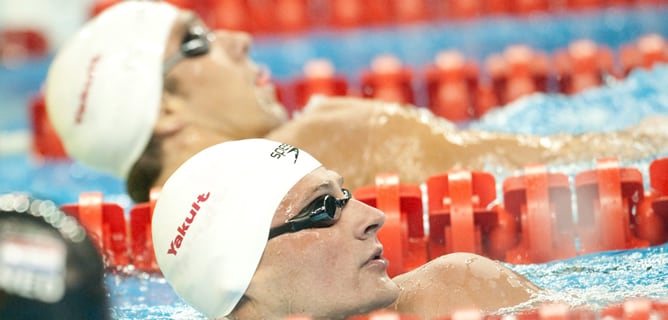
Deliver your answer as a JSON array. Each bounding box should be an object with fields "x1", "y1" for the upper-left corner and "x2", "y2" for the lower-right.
[
  {"x1": 163, "y1": 24, "x2": 214, "y2": 76},
  {"x1": 268, "y1": 189, "x2": 352, "y2": 240}
]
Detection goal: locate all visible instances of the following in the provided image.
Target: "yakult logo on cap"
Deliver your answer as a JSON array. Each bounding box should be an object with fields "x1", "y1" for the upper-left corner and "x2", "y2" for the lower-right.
[
  {"x1": 75, "y1": 54, "x2": 102, "y2": 124},
  {"x1": 270, "y1": 143, "x2": 300, "y2": 164},
  {"x1": 167, "y1": 192, "x2": 210, "y2": 256}
]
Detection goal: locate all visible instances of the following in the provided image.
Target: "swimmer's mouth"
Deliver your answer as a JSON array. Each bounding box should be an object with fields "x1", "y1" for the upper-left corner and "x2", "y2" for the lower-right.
[
  {"x1": 364, "y1": 247, "x2": 385, "y2": 266},
  {"x1": 255, "y1": 64, "x2": 272, "y2": 87}
]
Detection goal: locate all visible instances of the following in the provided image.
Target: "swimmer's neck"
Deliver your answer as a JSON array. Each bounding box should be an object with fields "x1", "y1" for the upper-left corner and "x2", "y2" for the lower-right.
[{"x1": 155, "y1": 126, "x2": 240, "y2": 187}]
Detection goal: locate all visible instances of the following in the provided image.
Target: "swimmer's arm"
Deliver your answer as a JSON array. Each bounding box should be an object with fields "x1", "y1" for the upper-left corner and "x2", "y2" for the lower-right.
[{"x1": 389, "y1": 252, "x2": 542, "y2": 319}]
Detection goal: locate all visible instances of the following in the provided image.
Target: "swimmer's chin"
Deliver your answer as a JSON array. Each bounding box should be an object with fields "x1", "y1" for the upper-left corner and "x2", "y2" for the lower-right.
[
  {"x1": 255, "y1": 85, "x2": 289, "y2": 125},
  {"x1": 267, "y1": 101, "x2": 289, "y2": 125}
]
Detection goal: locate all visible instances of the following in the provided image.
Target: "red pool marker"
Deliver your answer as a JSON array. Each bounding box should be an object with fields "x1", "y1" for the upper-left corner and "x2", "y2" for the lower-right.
[
  {"x1": 503, "y1": 164, "x2": 576, "y2": 264},
  {"x1": 29, "y1": 91, "x2": 67, "y2": 159},
  {"x1": 637, "y1": 33, "x2": 668, "y2": 70},
  {"x1": 474, "y1": 83, "x2": 499, "y2": 118},
  {"x1": 515, "y1": 303, "x2": 580, "y2": 320},
  {"x1": 61, "y1": 192, "x2": 129, "y2": 268},
  {"x1": 653, "y1": 299, "x2": 668, "y2": 320},
  {"x1": 623, "y1": 298, "x2": 654, "y2": 320},
  {"x1": 207, "y1": 0, "x2": 252, "y2": 32},
  {"x1": 512, "y1": 0, "x2": 550, "y2": 15},
  {"x1": 502, "y1": 45, "x2": 546, "y2": 103},
  {"x1": 484, "y1": 45, "x2": 549, "y2": 106},
  {"x1": 354, "y1": 173, "x2": 427, "y2": 277},
  {"x1": 575, "y1": 158, "x2": 649, "y2": 253},
  {"x1": 292, "y1": 59, "x2": 349, "y2": 110},
  {"x1": 364, "y1": 0, "x2": 394, "y2": 25},
  {"x1": 485, "y1": 53, "x2": 508, "y2": 105},
  {"x1": 620, "y1": 33, "x2": 668, "y2": 76},
  {"x1": 0, "y1": 28, "x2": 49, "y2": 61},
  {"x1": 328, "y1": 0, "x2": 366, "y2": 28},
  {"x1": 426, "y1": 50, "x2": 479, "y2": 122},
  {"x1": 164, "y1": 0, "x2": 195, "y2": 9},
  {"x1": 128, "y1": 187, "x2": 162, "y2": 273},
  {"x1": 444, "y1": 0, "x2": 483, "y2": 20},
  {"x1": 565, "y1": 0, "x2": 605, "y2": 10},
  {"x1": 327, "y1": 0, "x2": 392, "y2": 28},
  {"x1": 425, "y1": 170, "x2": 499, "y2": 259},
  {"x1": 554, "y1": 39, "x2": 615, "y2": 94},
  {"x1": 273, "y1": 0, "x2": 311, "y2": 33},
  {"x1": 391, "y1": 0, "x2": 430, "y2": 24},
  {"x1": 482, "y1": 0, "x2": 512, "y2": 15},
  {"x1": 650, "y1": 157, "x2": 668, "y2": 197},
  {"x1": 360, "y1": 54, "x2": 415, "y2": 105},
  {"x1": 636, "y1": 157, "x2": 668, "y2": 245}
]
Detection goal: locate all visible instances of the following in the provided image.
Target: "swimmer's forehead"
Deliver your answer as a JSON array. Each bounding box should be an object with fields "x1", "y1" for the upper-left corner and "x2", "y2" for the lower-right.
[{"x1": 171, "y1": 11, "x2": 208, "y2": 37}]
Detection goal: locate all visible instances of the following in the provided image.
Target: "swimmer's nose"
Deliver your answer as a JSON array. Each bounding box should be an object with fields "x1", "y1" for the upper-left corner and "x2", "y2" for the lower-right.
[
  {"x1": 350, "y1": 200, "x2": 385, "y2": 240},
  {"x1": 213, "y1": 30, "x2": 252, "y2": 61}
]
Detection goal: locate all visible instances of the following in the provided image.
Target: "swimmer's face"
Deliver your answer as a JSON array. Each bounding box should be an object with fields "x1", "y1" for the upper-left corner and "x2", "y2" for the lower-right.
[
  {"x1": 243, "y1": 167, "x2": 400, "y2": 318},
  {"x1": 161, "y1": 11, "x2": 287, "y2": 139}
]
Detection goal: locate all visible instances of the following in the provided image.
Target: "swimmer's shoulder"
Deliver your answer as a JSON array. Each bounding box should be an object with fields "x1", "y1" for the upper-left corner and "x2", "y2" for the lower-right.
[
  {"x1": 390, "y1": 252, "x2": 543, "y2": 318},
  {"x1": 299, "y1": 95, "x2": 458, "y2": 130},
  {"x1": 393, "y1": 252, "x2": 541, "y2": 292}
]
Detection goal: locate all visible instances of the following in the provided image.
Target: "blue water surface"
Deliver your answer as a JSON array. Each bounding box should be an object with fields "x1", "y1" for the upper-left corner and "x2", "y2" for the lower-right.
[{"x1": 472, "y1": 65, "x2": 668, "y2": 135}]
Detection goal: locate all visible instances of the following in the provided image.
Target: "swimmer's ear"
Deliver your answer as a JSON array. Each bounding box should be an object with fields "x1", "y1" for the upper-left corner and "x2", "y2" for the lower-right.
[{"x1": 154, "y1": 95, "x2": 186, "y2": 137}]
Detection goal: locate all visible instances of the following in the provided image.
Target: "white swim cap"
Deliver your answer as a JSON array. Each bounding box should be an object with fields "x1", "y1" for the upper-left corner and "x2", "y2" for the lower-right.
[
  {"x1": 45, "y1": 1, "x2": 179, "y2": 178},
  {"x1": 152, "y1": 139, "x2": 322, "y2": 318}
]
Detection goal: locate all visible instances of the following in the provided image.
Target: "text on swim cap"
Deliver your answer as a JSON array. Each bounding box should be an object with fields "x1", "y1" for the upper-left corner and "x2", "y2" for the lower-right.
[
  {"x1": 76, "y1": 55, "x2": 102, "y2": 124},
  {"x1": 167, "y1": 192, "x2": 210, "y2": 256},
  {"x1": 270, "y1": 143, "x2": 300, "y2": 164}
]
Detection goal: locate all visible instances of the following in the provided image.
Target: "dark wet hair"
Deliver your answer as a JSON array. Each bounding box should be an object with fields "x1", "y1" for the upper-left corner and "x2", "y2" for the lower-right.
[
  {"x1": 0, "y1": 194, "x2": 110, "y2": 320},
  {"x1": 126, "y1": 72, "x2": 183, "y2": 203},
  {"x1": 126, "y1": 134, "x2": 164, "y2": 203}
]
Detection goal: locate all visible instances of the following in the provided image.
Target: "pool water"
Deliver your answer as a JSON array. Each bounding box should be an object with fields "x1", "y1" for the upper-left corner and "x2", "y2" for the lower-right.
[
  {"x1": 107, "y1": 243, "x2": 668, "y2": 320},
  {"x1": 1, "y1": 4, "x2": 668, "y2": 319}
]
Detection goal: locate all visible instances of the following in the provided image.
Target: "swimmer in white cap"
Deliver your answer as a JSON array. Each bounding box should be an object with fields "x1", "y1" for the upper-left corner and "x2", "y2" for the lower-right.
[
  {"x1": 152, "y1": 138, "x2": 542, "y2": 319},
  {"x1": 46, "y1": 1, "x2": 668, "y2": 204}
]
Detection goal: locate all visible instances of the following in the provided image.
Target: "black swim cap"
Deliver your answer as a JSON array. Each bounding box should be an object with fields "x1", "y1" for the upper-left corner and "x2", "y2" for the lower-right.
[{"x1": 0, "y1": 193, "x2": 110, "y2": 320}]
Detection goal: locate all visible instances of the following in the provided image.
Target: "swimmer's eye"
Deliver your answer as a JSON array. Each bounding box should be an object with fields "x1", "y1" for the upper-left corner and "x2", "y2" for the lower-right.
[
  {"x1": 182, "y1": 25, "x2": 209, "y2": 44},
  {"x1": 163, "y1": 23, "x2": 214, "y2": 75},
  {"x1": 179, "y1": 24, "x2": 213, "y2": 57},
  {"x1": 268, "y1": 189, "x2": 351, "y2": 240}
]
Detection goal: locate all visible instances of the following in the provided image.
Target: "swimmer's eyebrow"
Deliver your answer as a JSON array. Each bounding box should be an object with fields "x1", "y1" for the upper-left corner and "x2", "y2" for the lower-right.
[
  {"x1": 174, "y1": 12, "x2": 202, "y2": 38},
  {"x1": 306, "y1": 175, "x2": 345, "y2": 199}
]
